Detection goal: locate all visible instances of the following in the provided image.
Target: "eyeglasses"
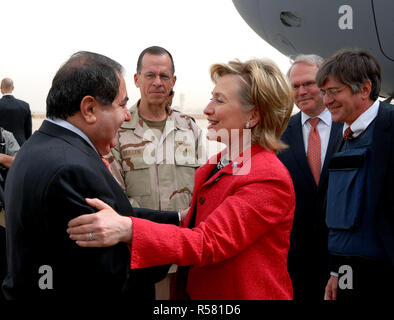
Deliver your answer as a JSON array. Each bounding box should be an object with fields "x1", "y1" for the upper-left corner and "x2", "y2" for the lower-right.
[
  {"x1": 319, "y1": 87, "x2": 345, "y2": 98},
  {"x1": 141, "y1": 72, "x2": 172, "y2": 82},
  {"x1": 292, "y1": 81, "x2": 316, "y2": 91}
]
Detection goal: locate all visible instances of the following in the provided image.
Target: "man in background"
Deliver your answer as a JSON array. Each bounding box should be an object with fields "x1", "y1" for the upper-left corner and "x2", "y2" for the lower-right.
[
  {"x1": 0, "y1": 78, "x2": 32, "y2": 145},
  {"x1": 278, "y1": 54, "x2": 343, "y2": 300},
  {"x1": 0, "y1": 127, "x2": 19, "y2": 301},
  {"x1": 318, "y1": 49, "x2": 394, "y2": 300},
  {"x1": 108, "y1": 46, "x2": 202, "y2": 299}
]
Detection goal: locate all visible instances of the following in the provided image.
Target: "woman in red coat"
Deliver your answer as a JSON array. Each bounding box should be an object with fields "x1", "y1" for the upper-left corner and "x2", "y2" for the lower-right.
[{"x1": 68, "y1": 58, "x2": 295, "y2": 300}]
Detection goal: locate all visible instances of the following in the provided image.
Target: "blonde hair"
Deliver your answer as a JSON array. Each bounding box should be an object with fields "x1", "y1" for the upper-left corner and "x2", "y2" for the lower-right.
[{"x1": 210, "y1": 58, "x2": 293, "y2": 152}]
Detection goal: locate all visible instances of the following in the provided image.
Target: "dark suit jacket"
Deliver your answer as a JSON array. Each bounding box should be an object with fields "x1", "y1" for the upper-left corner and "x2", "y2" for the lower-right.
[
  {"x1": 343, "y1": 101, "x2": 394, "y2": 265},
  {"x1": 2, "y1": 120, "x2": 178, "y2": 299},
  {"x1": 0, "y1": 95, "x2": 32, "y2": 146},
  {"x1": 278, "y1": 111, "x2": 343, "y2": 299},
  {"x1": 369, "y1": 102, "x2": 394, "y2": 265}
]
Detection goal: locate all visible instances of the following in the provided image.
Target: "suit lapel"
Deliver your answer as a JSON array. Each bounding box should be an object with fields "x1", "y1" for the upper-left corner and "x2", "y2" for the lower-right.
[
  {"x1": 287, "y1": 114, "x2": 316, "y2": 188},
  {"x1": 38, "y1": 120, "x2": 120, "y2": 189},
  {"x1": 319, "y1": 121, "x2": 343, "y2": 187},
  {"x1": 368, "y1": 102, "x2": 392, "y2": 211},
  {"x1": 183, "y1": 160, "x2": 216, "y2": 227},
  {"x1": 39, "y1": 120, "x2": 99, "y2": 159},
  {"x1": 201, "y1": 144, "x2": 260, "y2": 188},
  {"x1": 183, "y1": 145, "x2": 259, "y2": 227}
]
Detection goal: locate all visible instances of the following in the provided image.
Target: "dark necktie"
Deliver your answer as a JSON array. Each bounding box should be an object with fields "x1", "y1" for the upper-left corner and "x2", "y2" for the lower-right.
[{"x1": 343, "y1": 127, "x2": 354, "y2": 141}]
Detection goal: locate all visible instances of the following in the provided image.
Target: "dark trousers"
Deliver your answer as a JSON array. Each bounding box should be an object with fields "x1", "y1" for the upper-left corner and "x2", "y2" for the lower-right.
[
  {"x1": 0, "y1": 226, "x2": 6, "y2": 301},
  {"x1": 289, "y1": 267, "x2": 329, "y2": 300},
  {"x1": 336, "y1": 256, "x2": 394, "y2": 301}
]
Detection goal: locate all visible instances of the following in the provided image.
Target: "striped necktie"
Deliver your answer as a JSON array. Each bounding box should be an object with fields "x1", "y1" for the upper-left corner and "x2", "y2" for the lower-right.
[{"x1": 344, "y1": 127, "x2": 354, "y2": 140}]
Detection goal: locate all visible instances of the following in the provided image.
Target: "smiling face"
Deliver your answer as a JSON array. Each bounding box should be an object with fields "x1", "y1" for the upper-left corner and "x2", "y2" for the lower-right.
[
  {"x1": 134, "y1": 53, "x2": 176, "y2": 107},
  {"x1": 289, "y1": 62, "x2": 325, "y2": 117},
  {"x1": 92, "y1": 75, "x2": 131, "y2": 155},
  {"x1": 320, "y1": 76, "x2": 366, "y2": 125},
  {"x1": 203, "y1": 74, "x2": 252, "y2": 146}
]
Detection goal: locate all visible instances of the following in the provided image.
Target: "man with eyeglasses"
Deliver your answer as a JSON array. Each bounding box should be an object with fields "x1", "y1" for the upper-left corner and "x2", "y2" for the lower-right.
[
  {"x1": 278, "y1": 54, "x2": 343, "y2": 301},
  {"x1": 316, "y1": 49, "x2": 394, "y2": 301},
  {"x1": 107, "y1": 46, "x2": 202, "y2": 299}
]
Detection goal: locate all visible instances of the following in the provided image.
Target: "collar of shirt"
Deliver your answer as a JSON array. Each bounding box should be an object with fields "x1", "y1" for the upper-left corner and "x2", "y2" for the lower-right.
[
  {"x1": 301, "y1": 108, "x2": 332, "y2": 127},
  {"x1": 46, "y1": 117, "x2": 99, "y2": 155},
  {"x1": 2, "y1": 94, "x2": 13, "y2": 97},
  {"x1": 121, "y1": 100, "x2": 191, "y2": 132},
  {"x1": 342, "y1": 100, "x2": 380, "y2": 138}
]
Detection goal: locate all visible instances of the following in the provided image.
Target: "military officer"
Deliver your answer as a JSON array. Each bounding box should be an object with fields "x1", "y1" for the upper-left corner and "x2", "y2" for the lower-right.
[
  {"x1": 0, "y1": 127, "x2": 19, "y2": 300},
  {"x1": 107, "y1": 46, "x2": 202, "y2": 299}
]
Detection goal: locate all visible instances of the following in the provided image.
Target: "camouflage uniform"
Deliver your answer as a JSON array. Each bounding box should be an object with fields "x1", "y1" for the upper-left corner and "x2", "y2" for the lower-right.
[
  {"x1": 108, "y1": 101, "x2": 203, "y2": 211},
  {"x1": 0, "y1": 128, "x2": 20, "y2": 228},
  {"x1": 0, "y1": 128, "x2": 20, "y2": 158}
]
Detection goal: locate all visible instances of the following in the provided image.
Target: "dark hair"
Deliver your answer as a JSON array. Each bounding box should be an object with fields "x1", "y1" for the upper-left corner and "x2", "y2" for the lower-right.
[
  {"x1": 46, "y1": 51, "x2": 124, "y2": 119},
  {"x1": 136, "y1": 46, "x2": 175, "y2": 74},
  {"x1": 316, "y1": 49, "x2": 381, "y2": 100}
]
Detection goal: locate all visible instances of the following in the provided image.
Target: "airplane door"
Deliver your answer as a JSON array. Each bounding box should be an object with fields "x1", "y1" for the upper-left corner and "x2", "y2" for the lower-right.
[{"x1": 372, "y1": 0, "x2": 394, "y2": 61}]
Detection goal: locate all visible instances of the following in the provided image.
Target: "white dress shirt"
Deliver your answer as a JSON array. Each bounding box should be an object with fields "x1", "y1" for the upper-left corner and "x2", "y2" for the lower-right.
[
  {"x1": 301, "y1": 108, "x2": 333, "y2": 169},
  {"x1": 342, "y1": 100, "x2": 380, "y2": 138}
]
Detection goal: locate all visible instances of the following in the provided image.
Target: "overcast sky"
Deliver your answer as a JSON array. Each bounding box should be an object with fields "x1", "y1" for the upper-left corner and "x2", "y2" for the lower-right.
[{"x1": 0, "y1": 0, "x2": 290, "y2": 115}]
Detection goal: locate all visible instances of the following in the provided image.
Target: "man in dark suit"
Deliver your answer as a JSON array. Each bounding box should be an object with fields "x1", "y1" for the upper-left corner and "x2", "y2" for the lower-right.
[
  {"x1": 0, "y1": 78, "x2": 32, "y2": 145},
  {"x1": 317, "y1": 49, "x2": 394, "y2": 300},
  {"x1": 2, "y1": 51, "x2": 179, "y2": 299},
  {"x1": 0, "y1": 127, "x2": 20, "y2": 301},
  {"x1": 278, "y1": 54, "x2": 343, "y2": 300}
]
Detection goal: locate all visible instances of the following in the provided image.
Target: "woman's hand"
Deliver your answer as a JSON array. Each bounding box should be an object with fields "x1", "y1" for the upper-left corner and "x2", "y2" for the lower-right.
[{"x1": 67, "y1": 198, "x2": 132, "y2": 247}]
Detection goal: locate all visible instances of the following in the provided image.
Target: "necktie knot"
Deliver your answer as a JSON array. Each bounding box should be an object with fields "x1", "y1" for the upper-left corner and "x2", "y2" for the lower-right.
[
  {"x1": 344, "y1": 127, "x2": 354, "y2": 141},
  {"x1": 308, "y1": 117, "x2": 320, "y2": 128}
]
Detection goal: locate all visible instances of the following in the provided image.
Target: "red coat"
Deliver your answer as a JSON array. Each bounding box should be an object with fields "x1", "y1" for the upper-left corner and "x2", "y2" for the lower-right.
[{"x1": 130, "y1": 144, "x2": 295, "y2": 299}]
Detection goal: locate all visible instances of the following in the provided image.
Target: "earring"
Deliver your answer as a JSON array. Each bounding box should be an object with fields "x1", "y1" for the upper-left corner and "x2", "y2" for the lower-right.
[{"x1": 246, "y1": 121, "x2": 250, "y2": 129}]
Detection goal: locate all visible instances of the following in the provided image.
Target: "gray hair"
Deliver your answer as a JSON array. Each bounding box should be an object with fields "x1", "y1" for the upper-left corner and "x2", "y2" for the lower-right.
[{"x1": 287, "y1": 54, "x2": 324, "y2": 78}]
